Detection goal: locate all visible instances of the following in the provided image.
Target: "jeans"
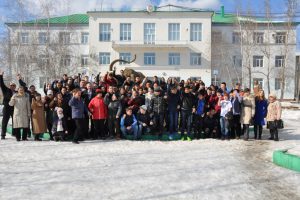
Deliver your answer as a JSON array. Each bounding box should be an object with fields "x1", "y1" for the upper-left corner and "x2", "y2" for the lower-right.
[
  {"x1": 1, "y1": 106, "x2": 14, "y2": 137},
  {"x1": 181, "y1": 110, "x2": 193, "y2": 136},
  {"x1": 220, "y1": 116, "x2": 229, "y2": 137},
  {"x1": 74, "y1": 118, "x2": 85, "y2": 142},
  {"x1": 138, "y1": 124, "x2": 151, "y2": 136},
  {"x1": 121, "y1": 125, "x2": 139, "y2": 139},
  {"x1": 168, "y1": 111, "x2": 178, "y2": 134},
  {"x1": 152, "y1": 112, "x2": 165, "y2": 136},
  {"x1": 231, "y1": 115, "x2": 241, "y2": 138}
]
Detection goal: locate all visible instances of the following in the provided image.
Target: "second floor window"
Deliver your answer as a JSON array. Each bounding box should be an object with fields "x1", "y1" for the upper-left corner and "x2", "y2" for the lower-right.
[
  {"x1": 59, "y1": 32, "x2": 70, "y2": 44},
  {"x1": 81, "y1": 33, "x2": 89, "y2": 44},
  {"x1": 233, "y1": 55, "x2": 242, "y2": 67},
  {"x1": 253, "y1": 56, "x2": 264, "y2": 68},
  {"x1": 39, "y1": 32, "x2": 48, "y2": 44},
  {"x1": 81, "y1": 55, "x2": 88, "y2": 66},
  {"x1": 120, "y1": 23, "x2": 131, "y2": 41},
  {"x1": 190, "y1": 23, "x2": 202, "y2": 41},
  {"x1": 190, "y1": 53, "x2": 201, "y2": 65},
  {"x1": 61, "y1": 55, "x2": 71, "y2": 67},
  {"x1": 275, "y1": 56, "x2": 285, "y2": 67},
  {"x1": 232, "y1": 32, "x2": 241, "y2": 44},
  {"x1": 275, "y1": 32, "x2": 286, "y2": 44},
  {"x1": 99, "y1": 23, "x2": 111, "y2": 41},
  {"x1": 20, "y1": 32, "x2": 29, "y2": 44},
  {"x1": 253, "y1": 32, "x2": 264, "y2": 44},
  {"x1": 168, "y1": 23, "x2": 180, "y2": 41}
]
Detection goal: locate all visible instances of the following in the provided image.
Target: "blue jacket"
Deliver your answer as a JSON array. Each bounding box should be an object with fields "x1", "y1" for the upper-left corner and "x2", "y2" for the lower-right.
[
  {"x1": 68, "y1": 97, "x2": 88, "y2": 119},
  {"x1": 196, "y1": 99, "x2": 205, "y2": 116},
  {"x1": 120, "y1": 114, "x2": 137, "y2": 128},
  {"x1": 254, "y1": 99, "x2": 268, "y2": 125}
]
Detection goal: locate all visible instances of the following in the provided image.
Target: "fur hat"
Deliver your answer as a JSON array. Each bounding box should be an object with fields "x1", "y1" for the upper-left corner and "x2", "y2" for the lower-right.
[{"x1": 269, "y1": 92, "x2": 277, "y2": 99}]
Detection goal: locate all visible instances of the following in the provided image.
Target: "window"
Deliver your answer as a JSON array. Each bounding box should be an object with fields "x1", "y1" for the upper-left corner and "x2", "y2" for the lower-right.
[
  {"x1": 17, "y1": 55, "x2": 26, "y2": 68},
  {"x1": 211, "y1": 77, "x2": 220, "y2": 86},
  {"x1": 119, "y1": 53, "x2": 131, "y2": 65},
  {"x1": 168, "y1": 23, "x2": 180, "y2": 41},
  {"x1": 275, "y1": 32, "x2": 286, "y2": 44},
  {"x1": 253, "y1": 32, "x2": 264, "y2": 44},
  {"x1": 38, "y1": 54, "x2": 49, "y2": 66},
  {"x1": 20, "y1": 32, "x2": 29, "y2": 44},
  {"x1": 61, "y1": 55, "x2": 71, "y2": 67},
  {"x1": 99, "y1": 23, "x2": 111, "y2": 41},
  {"x1": 81, "y1": 55, "x2": 88, "y2": 66},
  {"x1": 253, "y1": 78, "x2": 264, "y2": 88},
  {"x1": 190, "y1": 53, "x2": 201, "y2": 65},
  {"x1": 169, "y1": 53, "x2": 180, "y2": 65},
  {"x1": 59, "y1": 32, "x2": 70, "y2": 44},
  {"x1": 144, "y1": 53, "x2": 155, "y2": 65},
  {"x1": 190, "y1": 23, "x2": 202, "y2": 41},
  {"x1": 120, "y1": 23, "x2": 131, "y2": 41},
  {"x1": 81, "y1": 32, "x2": 89, "y2": 44},
  {"x1": 39, "y1": 32, "x2": 48, "y2": 44},
  {"x1": 232, "y1": 32, "x2": 241, "y2": 44},
  {"x1": 275, "y1": 56, "x2": 285, "y2": 68},
  {"x1": 144, "y1": 23, "x2": 155, "y2": 44},
  {"x1": 275, "y1": 78, "x2": 282, "y2": 90},
  {"x1": 253, "y1": 56, "x2": 264, "y2": 67},
  {"x1": 233, "y1": 55, "x2": 242, "y2": 67},
  {"x1": 212, "y1": 31, "x2": 222, "y2": 43},
  {"x1": 99, "y1": 52, "x2": 110, "y2": 65}
]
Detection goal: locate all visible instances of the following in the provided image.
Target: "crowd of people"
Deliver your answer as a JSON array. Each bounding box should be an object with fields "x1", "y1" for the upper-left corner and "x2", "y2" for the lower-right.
[{"x1": 0, "y1": 69, "x2": 282, "y2": 144}]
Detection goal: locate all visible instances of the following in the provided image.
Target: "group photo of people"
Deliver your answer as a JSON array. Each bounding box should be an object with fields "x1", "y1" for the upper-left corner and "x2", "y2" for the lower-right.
[{"x1": 0, "y1": 68, "x2": 282, "y2": 144}]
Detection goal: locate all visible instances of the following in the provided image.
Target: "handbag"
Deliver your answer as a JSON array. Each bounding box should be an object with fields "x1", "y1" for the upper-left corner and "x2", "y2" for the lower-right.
[
  {"x1": 276, "y1": 119, "x2": 284, "y2": 129},
  {"x1": 225, "y1": 111, "x2": 233, "y2": 120}
]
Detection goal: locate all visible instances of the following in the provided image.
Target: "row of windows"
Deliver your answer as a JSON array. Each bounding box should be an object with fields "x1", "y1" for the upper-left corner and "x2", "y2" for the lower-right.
[
  {"x1": 18, "y1": 32, "x2": 89, "y2": 45},
  {"x1": 253, "y1": 55, "x2": 285, "y2": 68},
  {"x1": 212, "y1": 78, "x2": 283, "y2": 90},
  {"x1": 99, "y1": 52, "x2": 201, "y2": 66},
  {"x1": 213, "y1": 31, "x2": 287, "y2": 44},
  {"x1": 253, "y1": 78, "x2": 282, "y2": 90},
  {"x1": 99, "y1": 23, "x2": 202, "y2": 42}
]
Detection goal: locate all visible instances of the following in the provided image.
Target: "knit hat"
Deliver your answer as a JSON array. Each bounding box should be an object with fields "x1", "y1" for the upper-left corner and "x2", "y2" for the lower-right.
[{"x1": 140, "y1": 105, "x2": 147, "y2": 111}]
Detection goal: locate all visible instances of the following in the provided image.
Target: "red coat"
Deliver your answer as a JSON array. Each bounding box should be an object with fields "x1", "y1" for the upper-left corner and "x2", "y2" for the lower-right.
[{"x1": 88, "y1": 97, "x2": 108, "y2": 119}]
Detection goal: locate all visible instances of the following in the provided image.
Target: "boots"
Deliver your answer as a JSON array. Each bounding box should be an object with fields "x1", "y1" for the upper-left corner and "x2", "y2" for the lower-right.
[{"x1": 34, "y1": 134, "x2": 42, "y2": 141}]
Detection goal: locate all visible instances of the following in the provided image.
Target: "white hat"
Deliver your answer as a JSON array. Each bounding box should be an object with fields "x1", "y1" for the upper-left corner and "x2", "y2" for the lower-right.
[
  {"x1": 269, "y1": 92, "x2": 277, "y2": 98},
  {"x1": 140, "y1": 105, "x2": 147, "y2": 111},
  {"x1": 47, "y1": 90, "x2": 53, "y2": 95}
]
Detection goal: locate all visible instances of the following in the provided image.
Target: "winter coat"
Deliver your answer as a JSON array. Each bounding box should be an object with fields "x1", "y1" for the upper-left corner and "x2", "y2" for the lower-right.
[
  {"x1": 52, "y1": 114, "x2": 68, "y2": 133},
  {"x1": 9, "y1": 93, "x2": 31, "y2": 128},
  {"x1": 145, "y1": 93, "x2": 154, "y2": 110},
  {"x1": 31, "y1": 100, "x2": 47, "y2": 134},
  {"x1": 254, "y1": 98, "x2": 268, "y2": 125},
  {"x1": 266, "y1": 100, "x2": 282, "y2": 122},
  {"x1": 181, "y1": 92, "x2": 197, "y2": 112},
  {"x1": 150, "y1": 94, "x2": 167, "y2": 114},
  {"x1": 69, "y1": 97, "x2": 88, "y2": 119},
  {"x1": 127, "y1": 96, "x2": 144, "y2": 114},
  {"x1": 240, "y1": 95, "x2": 255, "y2": 125},
  {"x1": 88, "y1": 96, "x2": 108, "y2": 120},
  {"x1": 120, "y1": 114, "x2": 137, "y2": 128},
  {"x1": 104, "y1": 94, "x2": 122, "y2": 118},
  {"x1": 0, "y1": 75, "x2": 15, "y2": 109},
  {"x1": 136, "y1": 111, "x2": 152, "y2": 126},
  {"x1": 167, "y1": 92, "x2": 180, "y2": 113}
]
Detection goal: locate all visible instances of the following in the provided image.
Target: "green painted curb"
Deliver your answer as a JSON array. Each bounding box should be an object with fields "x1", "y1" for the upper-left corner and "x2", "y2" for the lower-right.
[{"x1": 273, "y1": 150, "x2": 300, "y2": 172}]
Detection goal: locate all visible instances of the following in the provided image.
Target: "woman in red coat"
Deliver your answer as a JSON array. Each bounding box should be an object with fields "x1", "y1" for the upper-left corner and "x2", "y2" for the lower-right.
[{"x1": 88, "y1": 89, "x2": 108, "y2": 139}]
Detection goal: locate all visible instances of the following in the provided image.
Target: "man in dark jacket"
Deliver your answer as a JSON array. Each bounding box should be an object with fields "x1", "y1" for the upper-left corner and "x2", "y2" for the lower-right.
[
  {"x1": 104, "y1": 93, "x2": 122, "y2": 139},
  {"x1": 81, "y1": 82, "x2": 95, "y2": 139},
  {"x1": 150, "y1": 87, "x2": 167, "y2": 140},
  {"x1": 137, "y1": 105, "x2": 153, "y2": 136},
  {"x1": 180, "y1": 86, "x2": 197, "y2": 141},
  {"x1": 167, "y1": 86, "x2": 181, "y2": 140},
  {"x1": 0, "y1": 71, "x2": 16, "y2": 139}
]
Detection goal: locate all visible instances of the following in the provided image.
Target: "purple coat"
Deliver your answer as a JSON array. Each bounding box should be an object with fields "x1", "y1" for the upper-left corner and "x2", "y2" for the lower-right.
[{"x1": 254, "y1": 99, "x2": 268, "y2": 126}]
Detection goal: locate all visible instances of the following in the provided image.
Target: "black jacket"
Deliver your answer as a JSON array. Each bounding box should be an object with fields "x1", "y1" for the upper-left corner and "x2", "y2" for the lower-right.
[
  {"x1": 104, "y1": 94, "x2": 122, "y2": 118},
  {"x1": 0, "y1": 75, "x2": 15, "y2": 109},
  {"x1": 181, "y1": 92, "x2": 197, "y2": 112},
  {"x1": 167, "y1": 91, "x2": 181, "y2": 112},
  {"x1": 136, "y1": 111, "x2": 152, "y2": 126}
]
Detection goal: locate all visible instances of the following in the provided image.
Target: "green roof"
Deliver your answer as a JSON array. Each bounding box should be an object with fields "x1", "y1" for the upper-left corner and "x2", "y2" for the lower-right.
[
  {"x1": 212, "y1": 13, "x2": 237, "y2": 24},
  {"x1": 6, "y1": 14, "x2": 89, "y2": 26}
]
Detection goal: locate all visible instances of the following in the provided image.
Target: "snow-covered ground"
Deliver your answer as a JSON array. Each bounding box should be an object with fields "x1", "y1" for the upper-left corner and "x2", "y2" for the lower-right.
[{"x1": 0, "y1": 110, "x2": 300, "y2": 200}]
